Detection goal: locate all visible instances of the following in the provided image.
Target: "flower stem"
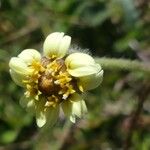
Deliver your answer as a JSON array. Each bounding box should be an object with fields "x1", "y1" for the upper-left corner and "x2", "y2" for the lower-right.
[
  {"x1": 123, "y1": 82, "x2": 150, "y2": 150},
  {"x1": 95, "y1": 57, "x2": 150, "y2": 74}
]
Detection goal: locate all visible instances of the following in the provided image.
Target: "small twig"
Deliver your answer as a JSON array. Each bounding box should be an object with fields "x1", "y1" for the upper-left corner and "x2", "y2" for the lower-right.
[
  {"x1": 55, "y1": 120, "x2": 74, "y2": 150},
  {"x1": 123, "y1": 81, "x2": 150, "y2": 150}
]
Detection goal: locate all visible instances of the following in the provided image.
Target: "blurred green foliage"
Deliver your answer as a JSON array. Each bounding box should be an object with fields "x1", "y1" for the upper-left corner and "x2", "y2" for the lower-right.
[{"x1": 0, "y1": 0, "x2": 150, "y2": 149}]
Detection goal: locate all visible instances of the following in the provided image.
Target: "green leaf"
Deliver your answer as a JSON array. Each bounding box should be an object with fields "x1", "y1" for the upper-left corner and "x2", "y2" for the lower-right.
[{"x1": 0, "y1": 130, "x2": 18, "y2": 144}]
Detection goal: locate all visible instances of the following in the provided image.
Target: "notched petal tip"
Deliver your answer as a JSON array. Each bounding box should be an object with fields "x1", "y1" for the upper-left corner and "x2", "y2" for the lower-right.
[
  {"x1": 65, "y1": 53, "x2": 95, "y2": 69},
  {"x1": 72, "y1": 100, "x2": 87, "y2": 118},
  {"x1": 70, "y1": 115, "x2": 76, "y2": 123},
  {"x1": 68, "y1": 64, "x2": 101, "y2": 77},
  {"x1": 79, "y1": 69, "x2": 103, "y2": 91},
  {"x1": 45, "y1": 106, "x2": 59, "y2": 127},
  {"x1": 65, "y1": 52, "x2": 102, "y2": 78},
  {"x1": 36, "y1": 111, "x2": 46, "y2": 127},
  {"x1": 43, "y1": 32, "x2": 71, "y2": 58},
  {"x1": 9, "y1": 57, "x2": 29, "y2": 75},
  {"x1": 36, "y1": 105, "x2": 59, "y2": 128},
  {"x1": 18, "y1": 49, "x2": 41, "y2": 64},
  {"x1": 62, "y1": 94, "x2": 87, "y2": 122},
  {"x1": 59, "y1": 35, "x2": 71, "y2": 55},
  {"x1": 10, "y1": 69, "x2": 26, "y2": 87}
]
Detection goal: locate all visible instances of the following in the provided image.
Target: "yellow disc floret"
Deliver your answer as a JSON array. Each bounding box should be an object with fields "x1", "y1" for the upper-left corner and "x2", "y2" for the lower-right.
[{"x1": 23, "y1": 56, "x2": 79, "y2": 108}]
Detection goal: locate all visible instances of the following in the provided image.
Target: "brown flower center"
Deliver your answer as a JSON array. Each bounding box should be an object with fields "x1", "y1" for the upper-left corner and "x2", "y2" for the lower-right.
[{"x1": 23, "y1": 56, "x2": 81, "y2": 107}]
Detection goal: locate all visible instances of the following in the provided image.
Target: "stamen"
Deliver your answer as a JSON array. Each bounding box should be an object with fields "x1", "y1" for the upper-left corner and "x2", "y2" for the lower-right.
[
  {"x1": 24, "y1": 57, "x2": 80, "y2": 108},
  {"x1": 62, "y1": 94, "x2": 68, "y2": 100},
  {"x1": 54, "y1": 80, "x2": 60, "y2": 84}
]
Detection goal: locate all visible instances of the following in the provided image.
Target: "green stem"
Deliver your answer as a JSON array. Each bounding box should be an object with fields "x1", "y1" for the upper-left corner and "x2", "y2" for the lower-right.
[{"x1": 95, "y1": 57, "x2": 150, "y2": 74}]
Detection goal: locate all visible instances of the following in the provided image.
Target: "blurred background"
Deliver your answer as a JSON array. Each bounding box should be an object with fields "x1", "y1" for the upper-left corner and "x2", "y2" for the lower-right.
[{"x1": 0, "y1": 0, "x2": 150, "y2": 150}]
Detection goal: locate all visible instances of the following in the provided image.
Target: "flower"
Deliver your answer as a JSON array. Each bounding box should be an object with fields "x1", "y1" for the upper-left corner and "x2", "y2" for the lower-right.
[{"x1": 9, "y1": 32, "x2": 103, "y2": 127}]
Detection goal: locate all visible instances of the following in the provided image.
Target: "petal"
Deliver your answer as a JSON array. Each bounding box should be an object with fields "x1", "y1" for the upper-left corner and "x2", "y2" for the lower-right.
[
  {"x1": 68, "y1": 64, "x2": 101, "y2": 77},
  {"x1": 70, "y1": 115, "x2": 76, "y2": 123},
  {"x1": 62, "y1": 94, "x2": 86, "y2": 122},
  {"x1": 69, "y1": 93, "x2": 83, "y2": 102},
  {"x1": 36, "y1": 111, "x2": 46, "y2": 127},
  {"x1": 61, "y1": 99, "x2": 76, "y2": 123},
  {"x1": 9, "y1": 57, "x2": 30, "y2": 75},
  {"x1": 20, "y1": 95, "x2": 28, "y2": 108},
  {"x1": 65, "y1": 53, "x2": 102, "y2": 77},
  {"x1": 18, "y1": 49, "x2": 41, "y2": 65},
  {"x1": 45, "y1": 106, "x2": 59, "y2": 127},
  {"x1": 43, "y1": 32, "x2": 64, "y2": 57},
  {"x1": 58, "y1": 35, "x2": 71, "y2": 57},
  {"x1": 35, "y1": 97, "x2": 59, "y2": 127},
  {"x1": 43, "y1": 32, "x2": 71, "y2": 58},
  {"x1": 65, "y1": 53, "x2": 95, "y2": 69},
  {"x1": 10, "y1": 69, "x2": 26, "y2": 87},
  {"x1": 27, "y1": 100, "x2": 35, "y2": 112},
  {"x1": 79, "y1": 70, "x2": 104, "y2": 91},
  {"x1": 62, "y1": 100, "x2": 72, "y2": 118},
  {"x1": 35, "y1": 97, "x2": 46, "y2": 127},
  {"x1": 20, "y1": 96, "x2": 35, "y2": 112},
  {"x1": 72, "y1": 100, "x2": 87, "y2": 118},
  {"x1": 36, "y1": 106, "x2": 59, "y2": 128}
]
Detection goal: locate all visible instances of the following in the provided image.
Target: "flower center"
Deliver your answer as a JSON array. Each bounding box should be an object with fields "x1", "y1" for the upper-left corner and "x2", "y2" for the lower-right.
[{"x1": 24, "y1": 57, "x2": 79, "y2": 107}]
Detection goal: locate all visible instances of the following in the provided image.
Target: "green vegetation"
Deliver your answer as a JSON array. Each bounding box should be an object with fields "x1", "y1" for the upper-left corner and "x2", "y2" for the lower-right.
[{"x1": 0, "y1": 0, "x2": 149, "y2": 149}]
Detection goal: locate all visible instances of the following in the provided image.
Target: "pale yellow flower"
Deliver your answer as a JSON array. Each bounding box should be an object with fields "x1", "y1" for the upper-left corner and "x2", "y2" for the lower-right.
[{"x1": 9, "y1": 32, "x2": 103, "y2": 127}]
